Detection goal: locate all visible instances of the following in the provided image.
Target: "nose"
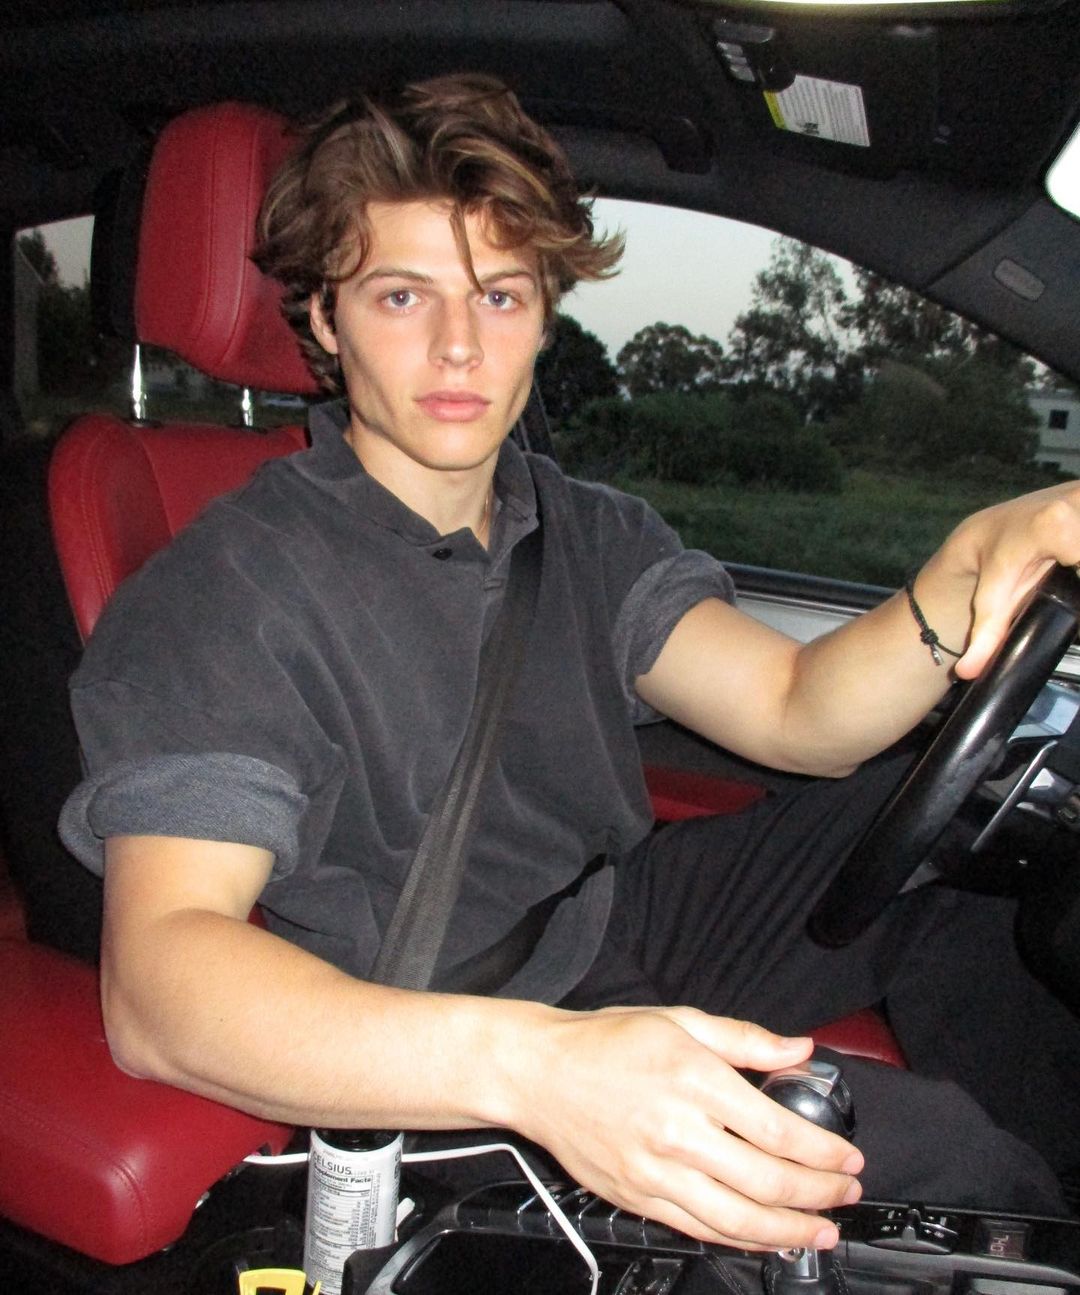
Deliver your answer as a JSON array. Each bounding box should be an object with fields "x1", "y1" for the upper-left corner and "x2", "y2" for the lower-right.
[{"x1": 430, "y1": 297, "x2": 483, "y2": 369}]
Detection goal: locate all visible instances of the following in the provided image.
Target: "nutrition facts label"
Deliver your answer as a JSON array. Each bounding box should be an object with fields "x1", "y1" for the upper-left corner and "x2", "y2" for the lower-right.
[{"x1": 308, "y1": 1162, "x2": 384, "y2": 1252}]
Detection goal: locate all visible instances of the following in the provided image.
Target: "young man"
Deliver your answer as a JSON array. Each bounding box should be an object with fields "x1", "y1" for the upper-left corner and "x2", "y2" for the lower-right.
[{"x1": 61, "y1": 74, "x2": 1080, "y2": 1251}]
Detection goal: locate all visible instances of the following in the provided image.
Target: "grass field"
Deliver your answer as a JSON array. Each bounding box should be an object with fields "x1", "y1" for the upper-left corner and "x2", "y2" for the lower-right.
[{"x1": 619, "y1": 469, "x2": 1041, "y2": 588}]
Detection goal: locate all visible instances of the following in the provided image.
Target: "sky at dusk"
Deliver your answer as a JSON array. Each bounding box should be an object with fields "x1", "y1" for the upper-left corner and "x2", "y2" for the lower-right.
[{"x1": 36, "y1": 197, "x2": 790, "y2": 361}]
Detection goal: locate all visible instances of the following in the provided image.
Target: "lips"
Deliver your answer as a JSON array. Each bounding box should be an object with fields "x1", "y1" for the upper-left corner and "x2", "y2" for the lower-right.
[{"x1": 416, "y1": 390, "x2": 492, "y2": 422}]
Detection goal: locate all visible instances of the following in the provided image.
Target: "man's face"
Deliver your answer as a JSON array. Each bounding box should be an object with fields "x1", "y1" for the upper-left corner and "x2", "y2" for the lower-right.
[{"x1": 310, "y1": 200, "x2": 546, "y2": 481}]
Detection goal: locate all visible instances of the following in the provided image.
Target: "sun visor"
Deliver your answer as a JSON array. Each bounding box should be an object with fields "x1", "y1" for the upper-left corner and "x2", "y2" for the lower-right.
[
  {"x1": 677, "y1": 5, "x2": 1080, "y2": 187},
  {"x1": 134, "y1": 102, "x2": 319, "y2": 396}
]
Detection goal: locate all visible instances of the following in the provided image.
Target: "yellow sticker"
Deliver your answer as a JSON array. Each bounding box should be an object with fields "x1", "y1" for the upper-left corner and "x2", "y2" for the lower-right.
[
  {"x1": 764, "y1": 76, "x2": 870, "y2": 148},
  {"x1": 237, "y1": 1270, "x2": 320, "y2": 1295}
]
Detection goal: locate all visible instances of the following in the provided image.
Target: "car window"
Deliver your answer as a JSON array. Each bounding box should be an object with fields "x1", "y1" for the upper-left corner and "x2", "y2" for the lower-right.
[
  {"x1": 16, "y1": 207, "x2": 1078, "y2": 591},
  {"x1": 550, "y1": 198, "x2": 1077, "y2": 588},
  {"x1": 13, "y1": 216, "x2": 308, "y2": 441}
]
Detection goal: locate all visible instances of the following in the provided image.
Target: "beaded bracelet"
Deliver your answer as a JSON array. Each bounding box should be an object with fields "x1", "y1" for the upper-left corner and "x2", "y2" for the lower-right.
[{"x1": 904, "y1": 573, "x2": 963, "y2": 667}]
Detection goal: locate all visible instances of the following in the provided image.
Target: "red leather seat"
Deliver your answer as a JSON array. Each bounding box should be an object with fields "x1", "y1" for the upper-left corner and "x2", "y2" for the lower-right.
[
  {"x1": 0, "y1": 97, "x2": 902, "y2": 1269},
  {"x1": 0, "y1": 941, "x2": 290, "y2": 1265},
  {"x1": 643, "y1": 765, "x2": 765, "y2": 820},
  {"x1": 50, "y1": 415, "x2": 307, "y2": 643},
  {"x1": 0, "y1": 104, "x2": 313, "y2": 1266}
]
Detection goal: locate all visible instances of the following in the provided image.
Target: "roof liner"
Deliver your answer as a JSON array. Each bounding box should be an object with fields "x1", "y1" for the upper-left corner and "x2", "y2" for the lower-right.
[{"x1": 2, "y1": 0, "x2": 1079, "y2": 376}]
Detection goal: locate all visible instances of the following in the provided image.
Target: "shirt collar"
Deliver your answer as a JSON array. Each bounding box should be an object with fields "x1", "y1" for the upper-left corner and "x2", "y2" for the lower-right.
[{"x1": 302, "y1": 399, "x2": 538, "y2": 555}]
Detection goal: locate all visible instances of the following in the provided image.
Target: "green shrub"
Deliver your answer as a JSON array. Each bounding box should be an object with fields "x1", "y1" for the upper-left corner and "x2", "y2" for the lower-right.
[
  {"x1": 729, "y1": 391, "x2": 802, "y2": 440},
  {"x1": 559, "y1": 392, "x2": 735, "y2": 485},
  {"x1": 555, "y1": 396, "x2": 636, "y2": 478},
  {"x1": 826, "y1": 358, "x2": 1039, "y2": 475},
  {"x1": 722, "y1": 425, "x2": 843, "y2": 494},
  {"x1": 559, "y1": 390, "x2": 847, "y2": 491}
]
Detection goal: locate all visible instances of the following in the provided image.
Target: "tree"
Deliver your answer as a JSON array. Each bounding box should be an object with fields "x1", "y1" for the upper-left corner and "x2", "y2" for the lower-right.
[
  {"x1": 841, "y1": 270, "x2": 970, "y2": 370},
  {"x1": 826, "y1": 361, "x2": 949, "y2": 468},
  {"x1": 841, "y1": 268, "x2": 1036, "y2": 387},
  {"x1": 534, "y1": 313, "x2": 619, "y2": 427},
  {"x1": 828, "y1": 356, "x2": 1038, "y2": 474},
  {"x1": 729, "y1": 391, "x2": 802, "y2": 440},
  {"x1": 936, "y1": 357, "x2": 1039, "y2": 469},
  {"x1": 726, "y1": 238, "x2": 859, "y2": 421},
  {"x1": 16, "y1": 229, "x2": 59, "y2": 285},
  {"x1": 616, "y1": 322, "x2": 726, "y2": 398},
  {"x1": 831, "y1": 268, "x2": 1040, "y2": 473},
  {"x1": 18, "y1": 230, "x2": 129, "y2": 397}
]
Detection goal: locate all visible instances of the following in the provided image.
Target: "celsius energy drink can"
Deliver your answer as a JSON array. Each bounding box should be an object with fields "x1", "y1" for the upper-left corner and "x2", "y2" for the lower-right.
[{"x1": 303, "y1": 1128, "x2": 403, "y2": 1295}]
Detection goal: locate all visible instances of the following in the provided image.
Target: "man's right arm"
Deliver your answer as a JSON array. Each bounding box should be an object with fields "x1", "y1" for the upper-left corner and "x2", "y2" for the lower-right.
[{"x1": 102, "y1": 834, "x2": 863, "y2": 1253}]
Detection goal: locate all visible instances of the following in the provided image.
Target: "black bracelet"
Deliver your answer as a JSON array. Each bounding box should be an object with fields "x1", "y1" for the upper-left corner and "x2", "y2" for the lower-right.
[{"x1": 904, "y1": 572, "x2": 964, "y2": 667}]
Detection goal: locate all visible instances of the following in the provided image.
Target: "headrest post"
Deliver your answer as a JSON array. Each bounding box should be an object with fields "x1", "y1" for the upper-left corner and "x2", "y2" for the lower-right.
[
  {"x1": 130, "y1": 343, "x2": 147, "y2": 423},
  {"x1": 240, "y1": 387, "x2": 255, "y2": 429}
]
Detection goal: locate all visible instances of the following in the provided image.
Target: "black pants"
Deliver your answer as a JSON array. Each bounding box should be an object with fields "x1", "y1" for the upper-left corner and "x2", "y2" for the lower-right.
[{"x1": 564, "y1": 753, "x2": 1080, "y2": 1216}]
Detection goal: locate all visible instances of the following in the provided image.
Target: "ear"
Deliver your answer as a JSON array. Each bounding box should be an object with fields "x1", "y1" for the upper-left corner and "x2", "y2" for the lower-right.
[{"x1": 309, "y1": 289, "x2": 340, "y2": 356}]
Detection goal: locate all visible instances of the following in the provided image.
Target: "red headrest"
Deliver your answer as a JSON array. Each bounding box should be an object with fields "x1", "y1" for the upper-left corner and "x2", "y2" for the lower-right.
[{"x1": 135, "y1": 102, "x2": 319, "y2": 395}]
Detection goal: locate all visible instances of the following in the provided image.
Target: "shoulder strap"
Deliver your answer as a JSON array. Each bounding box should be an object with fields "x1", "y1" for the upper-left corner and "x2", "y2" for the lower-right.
[{"x1": 369, "y1": 517, "x2": 543, "y2": 992}]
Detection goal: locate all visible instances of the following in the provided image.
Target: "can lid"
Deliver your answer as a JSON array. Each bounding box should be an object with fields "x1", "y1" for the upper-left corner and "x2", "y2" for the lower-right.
[{"x1": 313, "y1": 1128, "x2": 402, "y2": 1152}]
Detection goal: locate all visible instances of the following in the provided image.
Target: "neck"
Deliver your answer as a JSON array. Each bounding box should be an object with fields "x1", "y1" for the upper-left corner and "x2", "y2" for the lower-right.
[
  {"x1": 474, "y1": 480, "x2": 496, "y2": 549},
  {"x1": 344, "y1": 423, "x2": 498, "y2": 546}
]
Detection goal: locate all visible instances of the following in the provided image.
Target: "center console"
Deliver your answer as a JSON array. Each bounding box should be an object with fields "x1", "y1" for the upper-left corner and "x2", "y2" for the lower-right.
[
  {"x1": 346, "y1": 1179, "x2": 1080, "y2": 1295},
  {"x1": 342, "y1": 1060, "x2": 1080, "y2": 1295}
]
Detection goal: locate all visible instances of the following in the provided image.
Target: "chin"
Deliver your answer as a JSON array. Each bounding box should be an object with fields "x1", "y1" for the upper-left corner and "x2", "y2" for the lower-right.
[{"x1": 411, "y1": 426, "x2": 506, "y2": 471}]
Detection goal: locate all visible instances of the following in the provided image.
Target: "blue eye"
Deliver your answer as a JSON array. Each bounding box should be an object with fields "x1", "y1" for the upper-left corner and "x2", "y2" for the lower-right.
[{"x1": 385, "y1": 289, "x2": 418, "y2": 309}]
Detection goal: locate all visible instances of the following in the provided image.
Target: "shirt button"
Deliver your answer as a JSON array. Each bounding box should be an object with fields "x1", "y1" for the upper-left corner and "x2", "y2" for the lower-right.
[{"x1": 432, "y1": 547, "x2": 453, "y2": 560}]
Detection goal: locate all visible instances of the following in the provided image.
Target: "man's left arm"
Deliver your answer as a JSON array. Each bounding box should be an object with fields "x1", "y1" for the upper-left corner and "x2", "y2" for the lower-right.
[{"x1": 636, "y1": 481, "x2": 1080, "y2": 777}]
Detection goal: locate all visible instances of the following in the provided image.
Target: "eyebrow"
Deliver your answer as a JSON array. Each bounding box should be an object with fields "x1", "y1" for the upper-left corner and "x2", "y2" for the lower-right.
[{"x1": 355, "y1": 266, "x2": 538, "y2": 290}]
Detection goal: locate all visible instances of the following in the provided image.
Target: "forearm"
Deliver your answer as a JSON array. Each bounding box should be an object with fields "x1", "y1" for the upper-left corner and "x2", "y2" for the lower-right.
[
  {"x1": 780, "y1": 546, "x2": 973, "y2": 771},
  {"x1": 788, "y1": 481, "x2": 1080, "y2": 770},
  {"x1": 99, "y1": 841, "x2": 864, "y2": 1250},
  {"x1": 638, "y1": 548, "x2": 977, "y2": 777},
  {"x1": 780, "y1": 488, "x2": 1076, "y2": 770},
  {"x1": 643, "y1": 482, "x2": 1080, "y2": 777},
  {"x1": 101, "y1": 906, "x2": 552, "y2": 1131}
]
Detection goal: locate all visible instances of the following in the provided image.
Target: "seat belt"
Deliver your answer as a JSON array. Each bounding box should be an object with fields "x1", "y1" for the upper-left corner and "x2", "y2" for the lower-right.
[
  {"x1": 369, "y1": 514, "x2": 543, "y2": 993},
  {"x1": 437, "y1": 852, "x2": 608, "y2": 996}
]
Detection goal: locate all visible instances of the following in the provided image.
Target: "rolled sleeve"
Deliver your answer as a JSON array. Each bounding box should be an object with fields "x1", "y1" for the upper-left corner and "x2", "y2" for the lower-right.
[
  {"x1": 58, "y1": 752, "x2": 309, "y2": 878},
  {"x1": 612, "y1": 549, "x2": 735, "y2": 723}
]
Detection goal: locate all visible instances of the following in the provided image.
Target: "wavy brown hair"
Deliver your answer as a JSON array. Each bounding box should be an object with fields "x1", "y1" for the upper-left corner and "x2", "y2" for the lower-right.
[{"x1": 253, "y1": 73, "x2": 624, "y2": 393}]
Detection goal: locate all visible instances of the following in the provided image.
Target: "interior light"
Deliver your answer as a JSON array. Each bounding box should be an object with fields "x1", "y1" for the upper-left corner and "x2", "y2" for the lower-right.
[{"x1": 1047, "y1": 120, "x2": 1080, "y2": 222}]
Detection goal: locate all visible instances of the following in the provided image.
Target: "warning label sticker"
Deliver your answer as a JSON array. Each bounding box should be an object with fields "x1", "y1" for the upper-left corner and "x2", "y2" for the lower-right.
[{"x1": 764, "y1": 76, "x2": 870, "y2": 149}]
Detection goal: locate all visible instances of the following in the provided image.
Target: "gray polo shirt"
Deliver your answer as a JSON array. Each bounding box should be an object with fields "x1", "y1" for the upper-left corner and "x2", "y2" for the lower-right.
[{"x1": 60, "y1": 401, "x2": 734, "y2": 1001}]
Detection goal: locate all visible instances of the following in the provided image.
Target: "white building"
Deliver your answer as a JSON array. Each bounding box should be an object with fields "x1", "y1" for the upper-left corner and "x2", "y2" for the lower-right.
[{"x1": 1031, "y1": 387, "x2": 1080, "y2": 475}]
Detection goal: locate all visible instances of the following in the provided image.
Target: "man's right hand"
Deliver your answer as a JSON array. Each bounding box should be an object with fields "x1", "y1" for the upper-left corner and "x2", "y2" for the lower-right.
[{"x1": 501, "y1": 1005, "x2": 863, "y2": 1251}]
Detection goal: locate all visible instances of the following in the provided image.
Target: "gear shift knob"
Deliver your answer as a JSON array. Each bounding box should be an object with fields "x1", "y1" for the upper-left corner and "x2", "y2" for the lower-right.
[
  {"x1": 761, "y1": 1060, "x2": 856, "y2": 1139},
  {"x1": 760, "y1": 1060, "x2": 855, "y2": 1295}
]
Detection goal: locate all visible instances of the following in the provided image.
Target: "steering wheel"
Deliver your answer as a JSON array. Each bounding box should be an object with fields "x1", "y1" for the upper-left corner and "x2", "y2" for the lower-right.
[{"x1": 810, "y1": 563, "x2": 1080, "y2": 948}]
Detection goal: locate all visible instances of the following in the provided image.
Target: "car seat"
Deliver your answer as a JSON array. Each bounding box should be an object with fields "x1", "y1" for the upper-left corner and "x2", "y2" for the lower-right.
[
  {"x1": 0, "y1": 98, "x2": 903, "y2": 1272},
  {"x1": 0, "y1": 102, "x2": 306, "y2": 1268}
]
